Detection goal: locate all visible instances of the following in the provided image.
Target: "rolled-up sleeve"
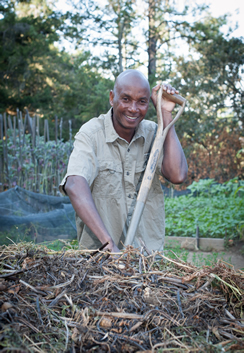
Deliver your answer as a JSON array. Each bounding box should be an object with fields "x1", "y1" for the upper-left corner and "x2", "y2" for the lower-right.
[{"x1": 59, "y1": 130, "x2": 98, "y2": 195}]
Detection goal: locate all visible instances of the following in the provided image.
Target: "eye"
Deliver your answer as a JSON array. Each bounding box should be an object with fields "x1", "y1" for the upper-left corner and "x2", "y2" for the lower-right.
[{"x1": 123, "y1": 97, "x2": 128, "y2": 101}]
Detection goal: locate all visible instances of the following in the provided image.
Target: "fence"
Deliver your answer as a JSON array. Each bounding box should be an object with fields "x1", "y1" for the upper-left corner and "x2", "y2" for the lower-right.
[{"x1": 0, "y1": 110, "x2": 73, "y2": 195}]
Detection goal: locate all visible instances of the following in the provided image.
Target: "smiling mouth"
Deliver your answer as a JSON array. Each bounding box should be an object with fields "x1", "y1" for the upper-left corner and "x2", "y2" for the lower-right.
[{"x1": 126, "y1": 115, "x2": 138, "y2": 120}]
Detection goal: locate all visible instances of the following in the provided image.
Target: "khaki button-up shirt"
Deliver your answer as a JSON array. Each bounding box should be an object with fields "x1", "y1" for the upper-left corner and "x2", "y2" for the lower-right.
[{"x1": 60, "y1": 109, "x2": 165, "y2": 251}]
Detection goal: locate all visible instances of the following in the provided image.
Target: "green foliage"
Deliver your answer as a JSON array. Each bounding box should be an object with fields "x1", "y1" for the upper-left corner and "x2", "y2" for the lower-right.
[
  {"x1": 81, "y1": 0, "x2": 140, "y2": 75},
  {"x1": 0, "y1": 0, "x2": 61, "y2": 112},
  {"x1": 171, "y1": 16, "x2": 244, "y2": 144},
  {"x1": 187, "y1": 177, "x2": 244, "y2": 197},
  {"x1": 165, "y1": 178, "x2": 244, "y2": 239},
  {"x1": 0, "y1": 0, "x2": 113, "y2": 133}
]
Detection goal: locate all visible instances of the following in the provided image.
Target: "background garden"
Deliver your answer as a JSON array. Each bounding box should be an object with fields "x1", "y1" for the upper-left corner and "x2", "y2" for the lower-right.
[
  {"x1": 0, "y1": 3, "x2": 244, "y2": 351},
  {"x1": 0, "y1": 0, "x2": 243, "y2": 245}
]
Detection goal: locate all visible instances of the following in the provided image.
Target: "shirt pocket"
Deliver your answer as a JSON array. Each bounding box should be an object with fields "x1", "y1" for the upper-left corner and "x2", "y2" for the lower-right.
[{"x1": 92, "y1": 160, "x2": 123, "y2": 198}]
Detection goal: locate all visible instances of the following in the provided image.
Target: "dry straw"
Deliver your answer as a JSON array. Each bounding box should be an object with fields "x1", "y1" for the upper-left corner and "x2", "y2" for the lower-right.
[{"x1": 0, "y1": 242, "x2": 244, "y2": 352}]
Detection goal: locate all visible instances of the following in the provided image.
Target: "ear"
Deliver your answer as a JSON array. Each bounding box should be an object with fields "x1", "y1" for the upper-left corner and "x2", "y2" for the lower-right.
[{"x1": 109, "y1": 90, "x2": 114, "y2": 107}]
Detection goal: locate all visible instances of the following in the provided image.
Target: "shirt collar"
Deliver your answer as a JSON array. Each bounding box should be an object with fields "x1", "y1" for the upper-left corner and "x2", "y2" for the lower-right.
[{"x1": 104, "y1": 108, "x2": 146, "y2": 144}]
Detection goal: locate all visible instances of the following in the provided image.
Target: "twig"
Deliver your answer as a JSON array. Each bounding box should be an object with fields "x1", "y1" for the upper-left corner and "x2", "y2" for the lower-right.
[
  {"x1": 48, "y1": 274, "x2": 75, "y2": 290},
  {"x1": 139, "y1": 237, "x2": 152, "y2": 256},
  {"x1": 64, "y1": 319, "x2": 69, "y2": 351},
  {"x1": 19, "y1": 280, "x2": 47, "y2": 295},
  {"x1": 158, "y1": 254, "x2": 195, "y2": 270},
  {"x1": 36, "y1": 297, "x2": 43, "y2": 325},
  {"x1": 177, "y1": 290, "x2": 184, "y2": 319},
  {"x1": 95, "y1": 310, "x2": 143, "y2": 320},
  {"x1": 48, "y1": 289, "x2": 67, "y2": 308},
  {"x1": 210, "y1": 273, "x2": 242, "y2": 296}
]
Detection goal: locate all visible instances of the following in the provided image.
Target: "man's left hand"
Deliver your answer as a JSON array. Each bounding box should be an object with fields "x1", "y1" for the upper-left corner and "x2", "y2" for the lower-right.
[{"x1": 151, "y1": 83, "x2": 179, "y2": 113}]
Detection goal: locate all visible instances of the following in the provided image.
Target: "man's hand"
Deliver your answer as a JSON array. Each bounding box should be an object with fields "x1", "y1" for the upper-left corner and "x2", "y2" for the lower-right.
[
  {"x1": 151, "y1": 83, "x2": 179, "y2": 114},
  {"x1": 104, "y1": 240, "x2": 120, "y2": 254}
]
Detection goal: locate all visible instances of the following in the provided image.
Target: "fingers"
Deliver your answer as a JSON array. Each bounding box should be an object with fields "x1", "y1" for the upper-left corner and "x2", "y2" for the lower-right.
[
  {"x1": 162, "y1": 83, "x2": 179, "y2": 95},
  {"x1": 151, "y1": 82, "x2": 179, "y2": 95},
  {"x1": 151, "y1": 82, "x2": 179, "y2": 110}
]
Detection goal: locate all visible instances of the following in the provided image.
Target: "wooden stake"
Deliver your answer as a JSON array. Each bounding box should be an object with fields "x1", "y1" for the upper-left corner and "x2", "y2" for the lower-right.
[
  {"x1": 3, "y1": 113, "x2": 9, "y2": 187},
  {"x1": 0, "y1": 114, "x2": 4, "y2": 191},
  {"x1": 13, "y1": 115, "x2": 16, "y2": 147},
  {"x1": 8, "y1": 115, "x2": 13, "y2": 130},
  {"x1": 44, "y1": 119, "x2": 49, "y2": 142},
  {"x1": 23, "y1": 112, "x2": 27, "y2": 146},
  {"x1": 69, "y1": 120, "x2": 72, "y2": 155},
  {"x1": 18, "y1": 117, "x2": 23, "y2": 188},
  {"x1": 59, "y1": 117, "x2": 63, "y2": 140}
]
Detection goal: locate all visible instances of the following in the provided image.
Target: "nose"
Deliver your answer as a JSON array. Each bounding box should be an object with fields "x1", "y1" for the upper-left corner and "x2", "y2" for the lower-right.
[{"x1": 128, "y1": 101, "x2": 138, "y2": 113}]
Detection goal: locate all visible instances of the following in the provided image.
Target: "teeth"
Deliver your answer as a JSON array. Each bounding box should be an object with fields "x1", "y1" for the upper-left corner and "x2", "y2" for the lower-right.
[{"x1": 127, "y1": 116, "x2": 137, "y2": 120}]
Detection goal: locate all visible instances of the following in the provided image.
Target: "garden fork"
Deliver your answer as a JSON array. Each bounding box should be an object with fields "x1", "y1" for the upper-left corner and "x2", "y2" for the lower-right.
[{"x1": 124, "y1": 83, "x2": 186, "y2": 247}]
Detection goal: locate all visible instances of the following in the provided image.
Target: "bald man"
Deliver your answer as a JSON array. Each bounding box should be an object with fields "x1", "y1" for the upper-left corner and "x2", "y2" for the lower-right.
[{"x1": 59, "y1": 70, "x2": 188, "y2": 253}]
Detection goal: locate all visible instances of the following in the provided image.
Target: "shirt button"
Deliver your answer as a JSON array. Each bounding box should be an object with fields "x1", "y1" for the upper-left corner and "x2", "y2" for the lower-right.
[
  {"x1": 127, "y1": 148, "x2": 130, "y2": 152},
  {"x1": 128, "y1": 194, "x2": 131, "y2": 198},
  {"x1": 126, "y1": 171, "x2": 129, "y2": 176}
]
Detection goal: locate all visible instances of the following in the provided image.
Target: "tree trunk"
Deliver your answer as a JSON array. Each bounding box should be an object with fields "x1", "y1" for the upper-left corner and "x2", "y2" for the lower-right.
[
  {"x1": 148, "y1": 0, "x2": 157, "y2": 79},
  {"x1": 118, "y1": 21, "x2": 124, "y2": 73}
]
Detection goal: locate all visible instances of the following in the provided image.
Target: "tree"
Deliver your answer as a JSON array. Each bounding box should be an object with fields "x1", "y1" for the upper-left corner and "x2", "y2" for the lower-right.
[
  {"x1": 146, "y1": 0, "x2": 207, "y2": 83},
  {"x1": 78, "y1": 0, "x2": 140, "y2": 77},
  {"x1": 172, "y1": 17, "x2": 244, "y2": 140},
  {"x1": 0, "y1": 0, "x2": 63, "y2": 112},
  {"x1": 0, "y1": 0, "x2": 96, "y2": 125},
  {"x1": 165, "y1": 16, "x2": 244, "y2": 184}
]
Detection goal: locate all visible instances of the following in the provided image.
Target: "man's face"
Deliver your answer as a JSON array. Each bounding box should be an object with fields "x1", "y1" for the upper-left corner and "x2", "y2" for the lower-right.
[{"x1": 109, "y1": 75, "x2": 150, "y2": 140}]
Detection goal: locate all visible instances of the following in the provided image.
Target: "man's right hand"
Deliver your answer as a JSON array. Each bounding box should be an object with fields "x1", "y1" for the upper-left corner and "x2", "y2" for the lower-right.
[{"x1": 104, "y1": 240, "x2": 121, "y2": 254}]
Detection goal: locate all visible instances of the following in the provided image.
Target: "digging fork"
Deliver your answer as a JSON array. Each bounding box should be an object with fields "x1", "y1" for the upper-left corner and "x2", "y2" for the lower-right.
[{"x1": 124, "y1": 83, "x2": 186, "y2": 247}]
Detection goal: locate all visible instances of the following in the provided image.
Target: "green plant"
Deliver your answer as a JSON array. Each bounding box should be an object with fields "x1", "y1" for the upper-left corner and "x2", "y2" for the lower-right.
[{"x1": 165, "y1": 178, "x2": 244, "y2": 239}]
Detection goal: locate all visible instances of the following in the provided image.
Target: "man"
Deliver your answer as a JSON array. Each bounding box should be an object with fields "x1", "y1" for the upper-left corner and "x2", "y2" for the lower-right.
[{"x1": 59, "y1": 69, "x2": 188, "y2": 253}]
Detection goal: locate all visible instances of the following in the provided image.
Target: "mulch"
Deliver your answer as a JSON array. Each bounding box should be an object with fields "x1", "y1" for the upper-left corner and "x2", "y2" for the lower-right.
[{"x1": 0, "y1": 242, "x2": 244, "y2": 352}]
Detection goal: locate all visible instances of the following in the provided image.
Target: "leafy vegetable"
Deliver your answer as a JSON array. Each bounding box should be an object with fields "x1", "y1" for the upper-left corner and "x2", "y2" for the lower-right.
[{"x1": 165, "y1": 178, "x2": 244, "y2": 239}]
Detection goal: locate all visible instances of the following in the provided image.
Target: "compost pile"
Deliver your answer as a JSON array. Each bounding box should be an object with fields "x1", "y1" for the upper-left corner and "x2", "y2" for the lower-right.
[{"x1": 0, "y1": 243, "x2": 244, "y2": 353}]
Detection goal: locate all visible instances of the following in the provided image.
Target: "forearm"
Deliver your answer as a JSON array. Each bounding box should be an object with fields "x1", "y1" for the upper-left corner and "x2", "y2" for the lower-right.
[
  {"x1": 65, "y1": 175, "x2": 115, "y2": 246},
  {"x1": 161, "y1": 113, "x2": 188, "y2": 184}
]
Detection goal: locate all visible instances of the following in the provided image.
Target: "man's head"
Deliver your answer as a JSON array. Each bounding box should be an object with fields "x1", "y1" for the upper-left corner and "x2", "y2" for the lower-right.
[{"x1": 109, "y1": 69, "x2": 150, "y2": 142}]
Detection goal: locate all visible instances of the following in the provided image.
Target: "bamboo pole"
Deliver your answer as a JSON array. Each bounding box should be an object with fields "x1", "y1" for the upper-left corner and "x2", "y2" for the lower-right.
[
  {"x1": 8, "y1": 115, "x2": 13, "y2": 130},
  {"x1": 26, "y1": 109, "x2": 33, "y2": 135},
  {"x1": 54, "y1": 116, "x2": 58, "y2": 196},
  {"x1": 44, "y1": 119, "x2": 49, "y2": 142},
  {"x1": 3, "y1": 113, "x2": 9, "y2": 188},
  {"x1": 59, "y1": 117, "x2": 63, "y2": 140},
  {"x1": 18, "y1": 116, "x2": 23, "y2": 188},
  {"x1": 32, "y1": 115, "x2": 36, "y2": 192},
  {"x1": 36, "y1": 115, "x2": 40, "y2": 193},
  {"x1": 69, "y1": 120, "x2": 72, "y2": 155},
  {"x1": 0, "y1": 114, "x2": 4, "y2": 192},
  {"x1": 36, "y1": 115, "x2": 40, "y2": 145},
  {"x1": 13, "y1": 115, "x2": 16, "y2": 147},
  {"x1": 22, "y1": 112, "x2": 27, "y2": 146}
]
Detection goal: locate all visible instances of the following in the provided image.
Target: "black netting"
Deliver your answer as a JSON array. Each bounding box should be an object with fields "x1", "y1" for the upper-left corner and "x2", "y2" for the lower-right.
[
  {"x1": 0, "y1": 186, "x2": 76, "y2": 244},
  {"x1": 0, "y1": 185, "x2": 190, "y2": 245}
]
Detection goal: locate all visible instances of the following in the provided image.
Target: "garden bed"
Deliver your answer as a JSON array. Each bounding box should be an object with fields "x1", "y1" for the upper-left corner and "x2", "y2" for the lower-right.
[{"x1": 0, "y1": 242, "x2": 244, "y2": 352}]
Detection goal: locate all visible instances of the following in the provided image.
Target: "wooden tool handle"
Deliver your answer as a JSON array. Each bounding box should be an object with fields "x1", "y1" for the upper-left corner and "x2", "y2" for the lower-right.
[{"x1": 162, "y1": 91, "x2": 186, "y2": 106}]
